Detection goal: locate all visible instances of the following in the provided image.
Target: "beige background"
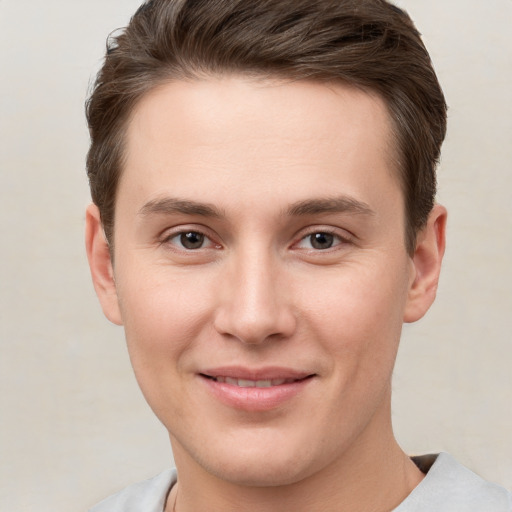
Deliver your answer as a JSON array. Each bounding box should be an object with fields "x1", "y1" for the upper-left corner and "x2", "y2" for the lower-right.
[{"x1": 0, "y1": 1, "x2": 510, "y2": 510}]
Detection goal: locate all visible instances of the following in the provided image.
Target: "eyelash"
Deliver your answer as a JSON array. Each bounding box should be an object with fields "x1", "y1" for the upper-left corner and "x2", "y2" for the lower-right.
[
  {"x1": 160, "y1": 226, "x2": 353, "y2": 253},
  {"x1": 293, "y1": 229, "x2": 353, "y2": 252},
  {"x1": 160, "y1": 226, "x2": 220, "y2": 252}
]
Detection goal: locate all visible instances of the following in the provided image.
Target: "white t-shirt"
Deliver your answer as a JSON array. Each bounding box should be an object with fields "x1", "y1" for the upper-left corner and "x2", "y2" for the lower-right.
[{"x1": 89, "y1": 453, "x2": 512, "y2": 511}]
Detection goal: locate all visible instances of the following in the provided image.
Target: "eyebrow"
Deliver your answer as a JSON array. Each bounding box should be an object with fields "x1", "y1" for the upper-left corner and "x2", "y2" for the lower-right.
[
  {"x1": 287, "y1": 196, "x2": 375, "y2": 217},
  {"x1": 139, "y1": 197, "x2": 224, "y2": 218},
  {"x1": 138, "y1": 195, "x2": 375, "y2": 219}
]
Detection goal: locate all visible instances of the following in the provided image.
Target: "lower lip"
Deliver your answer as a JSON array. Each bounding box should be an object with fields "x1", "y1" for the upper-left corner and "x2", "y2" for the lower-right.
[{"x1": 200, "y1": 375, "x2": 314, "y2": 412}]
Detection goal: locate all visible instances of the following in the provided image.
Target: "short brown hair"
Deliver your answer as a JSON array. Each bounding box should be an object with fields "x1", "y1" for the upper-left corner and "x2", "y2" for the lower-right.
[{"x1": 86, "y1": 0, "x2": 447, "y2": 254}]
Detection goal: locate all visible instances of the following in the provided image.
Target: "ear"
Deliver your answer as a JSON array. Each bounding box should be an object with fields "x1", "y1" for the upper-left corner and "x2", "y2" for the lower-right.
[
  {"x1": 403, "y1": 204, "x2": 447, "y2": 323},
  {"x1": 85, "y1": 203, "x2": 123, "y2": 325}
]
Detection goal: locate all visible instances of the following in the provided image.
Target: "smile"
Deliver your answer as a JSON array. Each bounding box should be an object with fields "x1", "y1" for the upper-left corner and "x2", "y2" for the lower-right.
[
  {"x1": 199, "y1": 370, "x2": 315, "y2": 411},
  {"x1": 203, "y1": 376, "x2": 301, "y2": 387}
]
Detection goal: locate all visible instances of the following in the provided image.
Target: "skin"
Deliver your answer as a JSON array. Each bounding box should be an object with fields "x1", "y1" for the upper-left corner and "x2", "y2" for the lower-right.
[{"x1": 86, "y1": 77, "x2": 446, "y2": 512}]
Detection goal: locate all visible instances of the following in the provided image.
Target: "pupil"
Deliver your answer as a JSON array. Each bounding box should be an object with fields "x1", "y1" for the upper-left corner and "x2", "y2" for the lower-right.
[
  {"x1": 311, "y1": 232, "x2": 334, "y2": 250},
  {"x1": 181, "y1": 232, "x2": 204, "y2": 249}
]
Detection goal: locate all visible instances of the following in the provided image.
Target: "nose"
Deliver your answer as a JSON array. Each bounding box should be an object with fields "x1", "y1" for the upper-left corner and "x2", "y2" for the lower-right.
[{"x1": 213, "y1": 249, "x2": 297, "y2": 345}]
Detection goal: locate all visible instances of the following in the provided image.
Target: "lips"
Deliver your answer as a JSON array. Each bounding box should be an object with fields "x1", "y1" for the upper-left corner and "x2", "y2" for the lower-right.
[{"x1": 199, "y1": 367, "x2": 315, "y2": 411}]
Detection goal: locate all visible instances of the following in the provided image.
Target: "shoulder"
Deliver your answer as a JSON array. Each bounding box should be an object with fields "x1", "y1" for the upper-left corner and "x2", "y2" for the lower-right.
[
  {"x1": 394, "y1": 453, "x2": 512, "y2": 512},
  {"x1": 88, "y1": 469, "x2": 177, "y2": 512}
]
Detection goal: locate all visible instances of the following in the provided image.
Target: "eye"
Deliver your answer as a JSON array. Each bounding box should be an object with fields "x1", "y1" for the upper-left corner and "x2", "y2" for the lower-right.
[
  {"x1": 309, "y1": 232, "x2": 335, "y2": 250},
  {"x1": 164, "y1": 230, "x2": 217, "y2": 250},
  {"x1": 295, "y1": 231, "x2": 347, "y2": 251},
  {"x1": 179, "y1": 231, "x2": 206, "y2": 249}
]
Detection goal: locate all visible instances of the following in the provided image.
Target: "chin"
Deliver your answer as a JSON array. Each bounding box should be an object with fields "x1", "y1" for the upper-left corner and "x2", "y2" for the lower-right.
[
  {"x1": 207, "y1": 455, "x2": 312, "y2": 488},
  {"x1": 180, "y1": 428, "x2": 328, "y2": 488}
]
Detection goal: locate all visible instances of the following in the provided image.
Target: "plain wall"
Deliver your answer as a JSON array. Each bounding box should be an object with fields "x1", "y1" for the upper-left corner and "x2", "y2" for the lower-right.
[{"x1": 0, "y1": 1, "x2": 510, "y2": 510}]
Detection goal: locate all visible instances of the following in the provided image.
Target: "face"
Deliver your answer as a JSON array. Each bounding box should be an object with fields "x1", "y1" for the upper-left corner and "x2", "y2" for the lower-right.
[{"x1": 87, "y1": 76, "x2": 445, "y2": 488}]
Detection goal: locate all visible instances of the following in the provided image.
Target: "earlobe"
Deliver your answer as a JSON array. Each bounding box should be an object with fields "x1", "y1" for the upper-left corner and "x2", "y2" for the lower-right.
[
  {"x1": 85, "y1": 204, "x2": 123, "y2": 325},
  {"x1": 403, "y1": 204, "x2": 447, "y2": 323}
]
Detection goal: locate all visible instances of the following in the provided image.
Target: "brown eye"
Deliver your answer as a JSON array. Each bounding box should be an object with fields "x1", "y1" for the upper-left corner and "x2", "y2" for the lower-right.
[
  {"x1": 180, "y1": 232, "x2": 205, "y2": 249},
  {"x1": 310, "y1": 233, "x2": 334, "y2": 250}
]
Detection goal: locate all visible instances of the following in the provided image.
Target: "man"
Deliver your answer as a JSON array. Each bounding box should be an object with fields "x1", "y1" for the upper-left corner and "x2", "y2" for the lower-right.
[{"x1": 85, "y1": 0, "x2": 512, "y2": 510}]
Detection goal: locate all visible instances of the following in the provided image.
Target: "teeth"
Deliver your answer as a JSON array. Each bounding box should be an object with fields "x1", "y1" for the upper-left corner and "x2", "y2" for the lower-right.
[
  {"x1": 224, "y1": 377, "x2": 249, "y2": 387},
  {"x1": 216, "y1": 377, "x2": 292, "y2": 387}
]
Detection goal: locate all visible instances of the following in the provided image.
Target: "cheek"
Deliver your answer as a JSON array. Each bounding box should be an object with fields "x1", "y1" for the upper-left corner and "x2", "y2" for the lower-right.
[
  {"x1": 297, "y1": 260, "x2": 409, "y2": 373},
  {"x1": 114, "y1": 266, "x2": 218, "y2": 423},
  {"x1": 116, "y1": 264, "x2": 215, "y2": 367}
]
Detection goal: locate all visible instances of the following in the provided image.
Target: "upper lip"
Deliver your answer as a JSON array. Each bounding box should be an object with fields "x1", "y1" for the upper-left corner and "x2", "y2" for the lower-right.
[{"x1": 199, "y1": 366, "x2": 315, "y2": 381}]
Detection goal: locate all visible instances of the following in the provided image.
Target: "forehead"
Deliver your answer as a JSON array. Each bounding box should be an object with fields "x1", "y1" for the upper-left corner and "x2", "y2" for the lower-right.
[{"x1": 119, "y1": 76, "x2": 401, "y2": 218}]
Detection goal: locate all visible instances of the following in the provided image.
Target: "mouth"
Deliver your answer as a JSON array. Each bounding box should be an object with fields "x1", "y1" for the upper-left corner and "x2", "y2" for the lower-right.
[
  {"x1": 200, "y1": 374, "x2": 313, "y2": 388},
  {"x1": 198, "y1": 367, "x2": 316, "y2": 411},
  {"x1": 197, "y1": 367, "x2": 316, "y2": 411}
]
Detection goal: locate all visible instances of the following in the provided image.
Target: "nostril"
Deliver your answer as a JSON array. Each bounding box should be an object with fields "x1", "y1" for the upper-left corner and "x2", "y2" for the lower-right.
[{"x1": 213, "y1": 303, "x2": 297, "y2": 344}]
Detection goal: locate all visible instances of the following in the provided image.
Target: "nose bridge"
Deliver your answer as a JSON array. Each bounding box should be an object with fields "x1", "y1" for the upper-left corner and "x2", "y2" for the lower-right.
[{"x1": 214, "y1": 242, "x2": 295, "y2": 344}]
